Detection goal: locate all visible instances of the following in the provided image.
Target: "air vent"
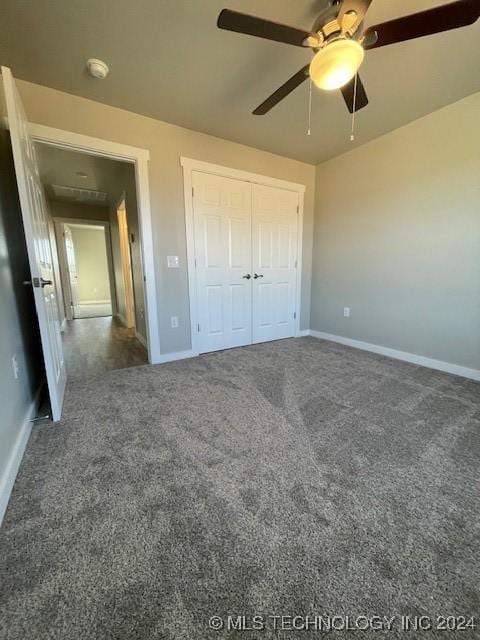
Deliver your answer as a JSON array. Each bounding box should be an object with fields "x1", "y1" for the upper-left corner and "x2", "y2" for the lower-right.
[{"x1": 52, "y1": 184, "x2": 107, "y2": 203}]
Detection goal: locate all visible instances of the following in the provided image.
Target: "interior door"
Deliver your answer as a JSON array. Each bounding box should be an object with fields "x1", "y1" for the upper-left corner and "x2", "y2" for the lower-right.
[
  {"x1": 117, "y1": 203, "x2": 136, "y2": 329},
  {"x1": 64, "y1": 225, "x2": 79, "y2": 316},
  {"x1": 2, "y1": 66, "x2": 66, "y2": 420},
  {"x1": 193, "y1": 171, "x2": 252, "y2": 353},
  {"x1": 252, "y1": 183, "x2": 298, "y2": 343}
]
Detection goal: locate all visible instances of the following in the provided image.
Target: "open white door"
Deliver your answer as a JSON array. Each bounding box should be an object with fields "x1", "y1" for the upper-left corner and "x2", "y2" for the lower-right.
[
  {"x1": 63, "y1": 225, "x2": 79, "y2": 316},
  {"x1": 117, "y1": 201, "x2": 136, "y2": 329},
  {"x1": 2, "y1": 66, "x2": 66, "y2": 420}
]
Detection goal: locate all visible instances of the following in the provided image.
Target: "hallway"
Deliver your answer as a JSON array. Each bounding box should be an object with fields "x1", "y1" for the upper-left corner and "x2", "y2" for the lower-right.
[{"x1": 62, "y1": 316, "x2": 148, "y2": 380}]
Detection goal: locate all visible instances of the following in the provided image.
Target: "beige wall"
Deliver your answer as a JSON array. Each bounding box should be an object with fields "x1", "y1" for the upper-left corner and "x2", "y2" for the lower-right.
[
  {"x1": 69, "y1": 226, "x2": 111, "y2": 303},
  {"x1": 312, "y1": 92, "x2": 480, "y2": 370},
  {"x1": 18, "y1": 80, "x2": 315, "y2": 355}
]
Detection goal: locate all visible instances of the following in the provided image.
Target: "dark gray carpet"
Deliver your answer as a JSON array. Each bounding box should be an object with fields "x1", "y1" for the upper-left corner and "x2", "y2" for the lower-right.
[{"x1": 1, "y1": 337, "x2": 479, "y2": 639}]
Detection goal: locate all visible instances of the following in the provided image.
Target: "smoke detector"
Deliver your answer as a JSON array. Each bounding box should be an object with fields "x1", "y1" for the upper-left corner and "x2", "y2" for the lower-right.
[{"x1": 86, "y1": 58, "x2": 109, "y2": 79}]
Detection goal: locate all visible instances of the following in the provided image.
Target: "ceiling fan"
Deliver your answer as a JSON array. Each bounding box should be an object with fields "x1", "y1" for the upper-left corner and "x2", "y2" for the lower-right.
[{"x1": 217, "y1": 0, "x2": 480, "y2": 115}]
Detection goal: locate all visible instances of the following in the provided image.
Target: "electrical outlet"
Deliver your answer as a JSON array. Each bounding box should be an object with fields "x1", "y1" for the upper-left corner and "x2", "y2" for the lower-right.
[
  {"x1": 171, "y1": 316, "x2": 179, "y2": 329},
  {"x1": 12, "y1": 355, "x2": 19, "y2": 379},
  {"x1": 343, "y1": 307, "x2": 351, "y2": 318}
]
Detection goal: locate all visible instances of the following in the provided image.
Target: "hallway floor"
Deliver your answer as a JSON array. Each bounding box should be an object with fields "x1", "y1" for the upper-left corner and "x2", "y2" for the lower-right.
[
  {"x1": 73, "y1": 302, "x2": 113, "y2": 318},
  {"x1": 62, "y1": 316, "x2": 148, "y2": 380}
]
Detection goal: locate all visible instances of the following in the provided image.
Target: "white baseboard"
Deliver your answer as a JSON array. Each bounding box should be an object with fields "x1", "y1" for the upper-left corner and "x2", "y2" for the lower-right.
[
  {"x1": 0, "y1": 386, "x2": 42, "y2": 525},
  {"x1": 135, "y1": 331, "x2": 148, "y2": 349},
  {"x1": 78, "y1": 299, "x2": 111, "y2": 305},
  {"x1": 308, "y1": 330, "x2": 480, "y2": 382},
  {"x1": 154, "y1": 349, "x2": 197, "y2": 365},
  {"x1": 296, "y1": 329, "x2": 310, "y2": 338}
]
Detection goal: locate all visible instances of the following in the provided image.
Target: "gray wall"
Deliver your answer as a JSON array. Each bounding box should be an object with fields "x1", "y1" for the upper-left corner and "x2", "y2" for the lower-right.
[
  {"x1": 0, "y1": 118, "x2": 44, "y2": 495},
  {"x1": 17, "y1": 79, "x2": 315, "y2": 355},
  {"x1": 48, "y1": 200, "x2": 110, "y2": 222},
  {"x1": 311, "y1": 92, "x2": 480, "y2": 370}
]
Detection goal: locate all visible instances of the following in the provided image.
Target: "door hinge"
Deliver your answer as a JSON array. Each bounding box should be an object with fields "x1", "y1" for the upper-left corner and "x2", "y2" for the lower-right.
[
  {"x1": 192, "y1": 186, "x2": 194, "y2": 197},
  {"x1": 296, "y1": 205, "x2": 299, "y2": 214},
  {"x1": 294, "y1": 311, "x2": 296, "y2": 320},
  {"x1": 295, "y1": 259, "x2": 297, "y2": 268},
  {"x1": 197, "y1": 323, "x2": 200, "y2": 332},
  {"x1": 194, "y1": 258, "x2": 197, "y2": 268}
]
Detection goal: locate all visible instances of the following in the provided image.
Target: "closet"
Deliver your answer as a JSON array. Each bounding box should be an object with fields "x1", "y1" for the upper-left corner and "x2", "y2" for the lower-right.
[{"x1": 192, "y1": 170, "x2": 299, "y2": 354}]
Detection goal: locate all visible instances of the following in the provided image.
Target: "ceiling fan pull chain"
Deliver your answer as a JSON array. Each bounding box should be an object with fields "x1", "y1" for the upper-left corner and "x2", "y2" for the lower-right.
[
  {"x1": 350, "y1": 73, "x2": 358, "y2": 142},
  {"x1": 307, "y1": 78, "x2": 312, "y2": 136}
]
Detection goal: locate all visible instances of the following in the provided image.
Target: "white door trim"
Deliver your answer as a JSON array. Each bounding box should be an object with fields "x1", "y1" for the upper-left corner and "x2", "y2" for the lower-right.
[
  {"x1": 180, "y1": 156, "x2": 305, "y2": 356},
  {"x1": 28, "y1": 123, "x2": 161, "y2": 364}
]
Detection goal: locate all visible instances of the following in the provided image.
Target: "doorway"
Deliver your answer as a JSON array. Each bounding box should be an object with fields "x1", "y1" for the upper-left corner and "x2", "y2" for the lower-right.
[
  {"x1": 35, "y1": 143, "x2": 150, "y2": 381},
  {"x1": 3, "y1": 64, "x2": 159, "y2": 419},
  {"x1": 60, "y1": 222, "x2": 113, "y2": 319}
]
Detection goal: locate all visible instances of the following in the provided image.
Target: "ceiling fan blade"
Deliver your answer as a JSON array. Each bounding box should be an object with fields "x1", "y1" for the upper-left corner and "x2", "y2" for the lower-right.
[
  {"x1": 337, "y1": 0, "x2": 373, "y2": 33},
  {"x1": 253, "y1": 65, "x2": 310, "y2": 115},
  {"x1": 217, "y1": 9, "x2": 314, "y2": 47},
  {"x1": 363, "y1": 0, "x2": 480, "y2": 50},
  {"x1": 340, "y1": 74, "x2": 369, "y2": 113}
]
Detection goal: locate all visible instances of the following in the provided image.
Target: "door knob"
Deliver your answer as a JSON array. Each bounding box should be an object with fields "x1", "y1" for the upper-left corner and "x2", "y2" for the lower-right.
[
  {"x1": 242, "y1": 273, "x2": 252, "y2": 280},
  {"x1": 24, "y1": 277, "x2": 53, "y2": 288},
  {"x1": 253, "y1": 273, "x2": 264, "y2": 279}
]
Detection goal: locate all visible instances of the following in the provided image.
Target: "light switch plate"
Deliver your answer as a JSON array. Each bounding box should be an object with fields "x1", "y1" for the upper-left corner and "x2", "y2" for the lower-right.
[
  {"x1": 12, "y1": 355, "x2": 19, "y2": 379},
  {"x1": 167, "y1": 255, "x2": 179, "y2": 268}
]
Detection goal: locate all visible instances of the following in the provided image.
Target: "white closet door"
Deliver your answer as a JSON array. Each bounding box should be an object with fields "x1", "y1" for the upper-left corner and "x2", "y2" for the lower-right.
[
  {"x1": 252, "y1": 183, "x2": 298, "y2": 344},
  {"x1": 193, "y1": 171, "x2": 252, "y2": 353}
]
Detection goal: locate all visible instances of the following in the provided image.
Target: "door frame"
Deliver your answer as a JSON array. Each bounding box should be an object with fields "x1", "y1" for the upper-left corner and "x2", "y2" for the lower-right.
[
  {"x1": 180, "y1": 156, "x2": 306, "y2": 357},
  {"x1": 29, "y1": 123, "x2": 161, "y2": 364},
  {"x1": 54, "y1": 218, "x2": 116, "y2": 321}
]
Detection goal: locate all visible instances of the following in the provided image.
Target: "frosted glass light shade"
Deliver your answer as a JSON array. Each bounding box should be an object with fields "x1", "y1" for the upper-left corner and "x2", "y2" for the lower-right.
[{"x1": 309, "y1": 39, "x2": 365, "y2": 91}]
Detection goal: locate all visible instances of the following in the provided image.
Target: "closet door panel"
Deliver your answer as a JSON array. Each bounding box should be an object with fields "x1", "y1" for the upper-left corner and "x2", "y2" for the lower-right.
[
  {"x1": 193, "y1": 171, "x2": 252, "y2": 353},
  {"x1": 252, "y1": 184, "x2": 298, "y2": 343}
]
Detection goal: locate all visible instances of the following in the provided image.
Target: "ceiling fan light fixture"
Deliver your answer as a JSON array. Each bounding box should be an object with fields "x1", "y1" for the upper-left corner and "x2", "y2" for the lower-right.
[{"x1": 309, "y1": 38, "x2": 364, "y2": 91}]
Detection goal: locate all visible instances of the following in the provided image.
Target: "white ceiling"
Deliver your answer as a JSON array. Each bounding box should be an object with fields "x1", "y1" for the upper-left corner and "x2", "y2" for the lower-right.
[
  {"x1": 36, "y1": 143, "x2": 126, "y2": 206},
  {"x1": 2, "y1": 0, "x2": 479, "y2": 164}
]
